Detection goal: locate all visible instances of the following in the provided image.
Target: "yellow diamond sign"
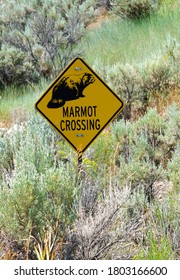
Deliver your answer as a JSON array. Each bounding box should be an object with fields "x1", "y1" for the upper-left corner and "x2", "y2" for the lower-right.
[{"x1": 35, "y1": 58, "x2": 125, "y2": 153}]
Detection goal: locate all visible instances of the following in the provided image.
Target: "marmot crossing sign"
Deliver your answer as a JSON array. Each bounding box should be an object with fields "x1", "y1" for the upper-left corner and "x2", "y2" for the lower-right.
[{"x1": 35, "y1": 57, "x2": 125, "y2": 153}]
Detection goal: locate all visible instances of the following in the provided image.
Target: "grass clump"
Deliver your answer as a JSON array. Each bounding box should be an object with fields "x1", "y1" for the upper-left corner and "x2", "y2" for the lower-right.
[{"x1": 136, "y1": 232, "x2": 175, "y2": 259}]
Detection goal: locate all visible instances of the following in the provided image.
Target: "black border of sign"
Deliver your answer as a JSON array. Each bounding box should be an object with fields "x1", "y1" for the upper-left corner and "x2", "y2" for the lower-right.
[{"x1": 35, "y1": 57, "x2": 125, "y2": 153}]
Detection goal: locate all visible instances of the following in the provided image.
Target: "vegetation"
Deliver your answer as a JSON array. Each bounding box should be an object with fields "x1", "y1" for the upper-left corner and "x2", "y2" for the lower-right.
[
  {"x1": 0, "y1": 0, "x2": 179, "y2": 260},
  {"x1": 0, "y1": 0, "x2": 95, "y2": 87},
  {"x1": 110, "y1": 0, "x2": 159, "y2": 20},
  {"x1": 83, "y1": 8, "x2": 179, "y2": 65}
]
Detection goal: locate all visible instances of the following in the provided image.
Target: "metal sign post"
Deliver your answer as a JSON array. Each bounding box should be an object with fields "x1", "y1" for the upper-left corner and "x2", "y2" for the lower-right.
[{"x1": 77, "y1": 151, "x2": 83, "y2": 179}]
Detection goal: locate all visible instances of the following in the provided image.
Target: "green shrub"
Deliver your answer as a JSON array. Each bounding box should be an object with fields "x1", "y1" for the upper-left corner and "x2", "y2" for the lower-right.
[
  {"x1": 0, "y1": 114, "x2": 80, "y2": 255},
  {"x1": 96, "y1": 0, "x2": 111, "y2": 10},
  {"x1": 0, "y1": 0, "x2": 95, "y2": 87},
  {"x1": 110, "y1": 109, "x2": 173, "y2": 205},
  {"x1": 93, "y1": 43, "x2": 179, "y2": 120},
  {"x1": 0, "y1": 133, "x2": 13, "y2": 181},
  {"x1": 143, "y1": 53, "x2": 178, "y2": 107},
  {"x1": 111, "y1": 0, "x2": 158, "y2": 19},
  {"x1": 0, "y1": 46, "x2": 39, "y2": 88},
  {"x1": 94, "y1": 63, "x2": 145, "y2": 120},
  {"x1": 168, "y1": 146, "x2": 180, "y2": 190}
]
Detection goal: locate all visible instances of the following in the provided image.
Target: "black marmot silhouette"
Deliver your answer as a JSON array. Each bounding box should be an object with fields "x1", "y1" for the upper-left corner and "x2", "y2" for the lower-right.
[{"x1": 47, "y1": 73, "x2": 95, "y2": 108}]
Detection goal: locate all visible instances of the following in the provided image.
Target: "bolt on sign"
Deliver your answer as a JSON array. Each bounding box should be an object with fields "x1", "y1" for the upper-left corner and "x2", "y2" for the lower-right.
[{"x1": 35, "y1": 58, "x2": 125, "y2": 153}]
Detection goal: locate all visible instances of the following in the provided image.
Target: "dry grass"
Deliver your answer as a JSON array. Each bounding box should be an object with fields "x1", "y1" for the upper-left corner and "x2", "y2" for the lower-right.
[{"x1": 149, "y1": 88, "x2": 180, "y2": 116}]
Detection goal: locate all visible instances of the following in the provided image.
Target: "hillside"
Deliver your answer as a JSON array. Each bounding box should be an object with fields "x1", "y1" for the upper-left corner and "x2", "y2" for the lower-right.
[{"x1": 0, "y1": 0, "x2": 179, "y2": 260}]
